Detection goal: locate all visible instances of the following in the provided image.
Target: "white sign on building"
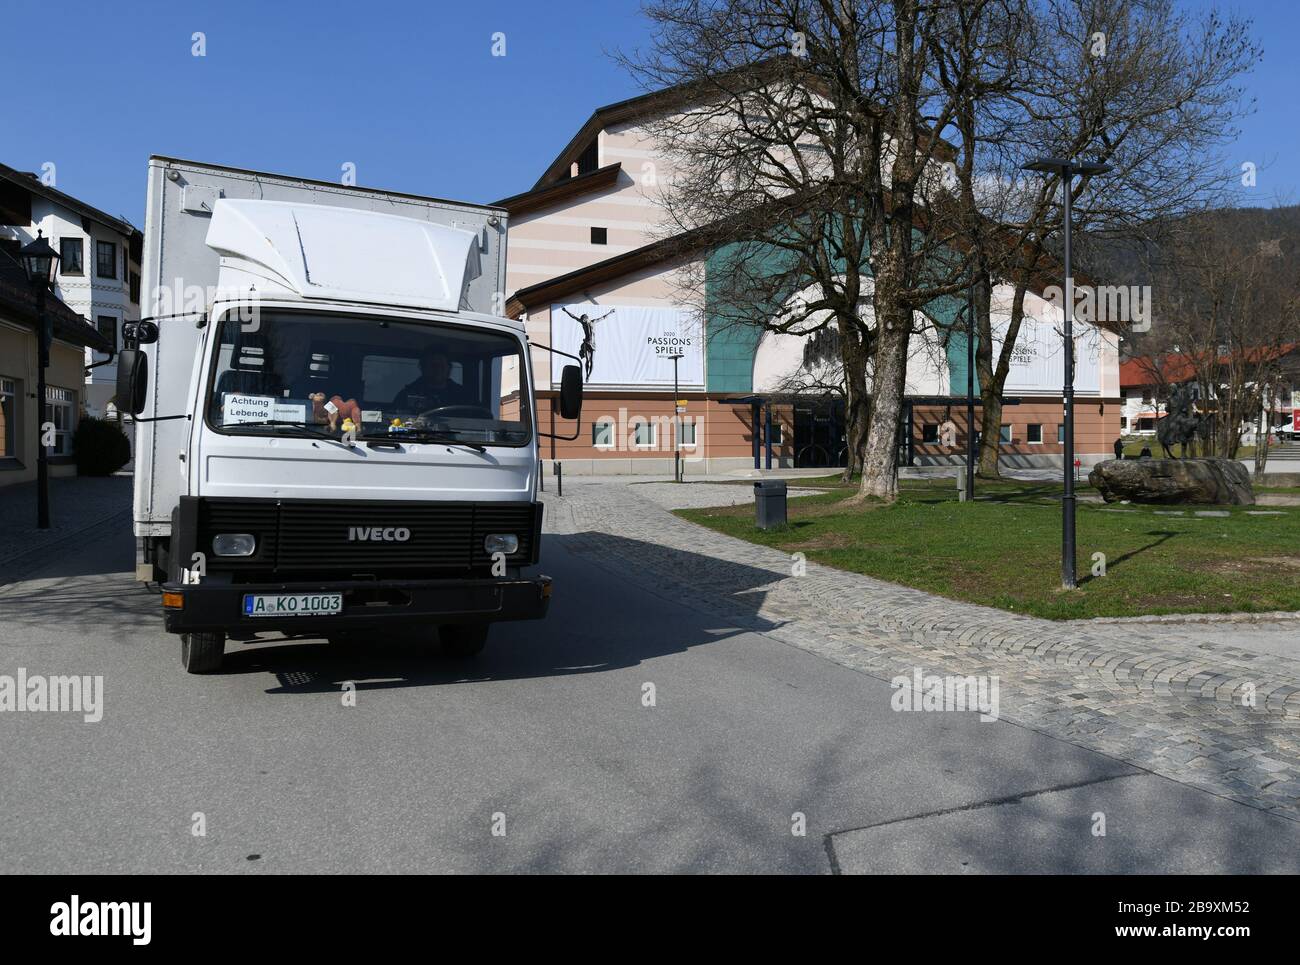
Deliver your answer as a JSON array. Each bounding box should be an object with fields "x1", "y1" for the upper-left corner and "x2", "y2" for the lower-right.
[
  {"x1": 992, "y1": 306, "x2": 1103, "y2": 395},
  {"x1": 551, "y1": 304, "x2": 705, "y2": 389}
]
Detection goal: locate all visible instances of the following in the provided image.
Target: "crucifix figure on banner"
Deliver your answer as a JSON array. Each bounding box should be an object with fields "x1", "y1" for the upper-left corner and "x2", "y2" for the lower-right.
[{"x1": 561, "y1": 305, "x2": 616, "y2": 379}]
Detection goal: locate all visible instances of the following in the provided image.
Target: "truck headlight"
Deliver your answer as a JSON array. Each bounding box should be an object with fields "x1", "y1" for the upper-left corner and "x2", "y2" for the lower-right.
[
  {"x1": 212, "y1": 533, "x2": 256, "y2": 557},
  {"x1": 484, "y1": 534, "x2": 519, "y2": 555}
]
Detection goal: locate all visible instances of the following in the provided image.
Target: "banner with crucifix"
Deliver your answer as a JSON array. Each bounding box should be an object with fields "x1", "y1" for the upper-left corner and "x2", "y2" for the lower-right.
[
  {"x1": 992, "y1": 296, "x2": 1104, "y2": 395},
  {"x1": 550, "y1": 303, "x2": 705, "y2": 389}
]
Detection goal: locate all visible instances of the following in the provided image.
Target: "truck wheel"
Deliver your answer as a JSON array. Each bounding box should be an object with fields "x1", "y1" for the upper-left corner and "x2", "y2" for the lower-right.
[
  {"x1": 180, "y1": 631, "x2": 225, "y2": 674},
  {"x1": 441, "y1": 624, "x2": 489, "y2": 657}
]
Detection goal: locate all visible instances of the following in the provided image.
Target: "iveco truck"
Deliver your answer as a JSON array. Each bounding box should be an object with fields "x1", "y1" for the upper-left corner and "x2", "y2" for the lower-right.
[{"x1": 119, "y1": 157, "x2": 582, "y2": 673}]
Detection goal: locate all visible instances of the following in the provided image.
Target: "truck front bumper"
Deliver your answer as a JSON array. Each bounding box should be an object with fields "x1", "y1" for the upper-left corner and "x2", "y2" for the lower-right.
[{"x1": 161, "y1": 575, "x2": 552, "y2": 634}]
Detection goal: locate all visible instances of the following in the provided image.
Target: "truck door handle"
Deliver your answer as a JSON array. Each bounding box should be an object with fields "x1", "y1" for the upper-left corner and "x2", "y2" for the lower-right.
[{"x1": 365, "y1": 440, "x2": 403, "y2": 451}]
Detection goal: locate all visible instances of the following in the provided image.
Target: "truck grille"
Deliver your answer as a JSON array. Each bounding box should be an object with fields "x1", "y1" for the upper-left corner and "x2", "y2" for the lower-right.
[{"x1": 195, "y1": 498, "x2": 541, "y2": 574}]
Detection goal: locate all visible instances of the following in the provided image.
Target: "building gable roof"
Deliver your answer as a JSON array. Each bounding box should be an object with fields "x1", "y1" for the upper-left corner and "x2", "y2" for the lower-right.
[
  {"x1": 493, "y1": 163, "x2": 623, "y2": 217},
  {"x1": 506, "y1": 231, "x2": 696, "y2": 318},
  {"x1": 531, "y1": 57, "x2": 960, "y2": 194},
  {"x1": 529, "y1": 58, "x2": 827, "y2": 191},
  {"x1": 0, "y1": 160, "x2": 140, "y2": 242}
]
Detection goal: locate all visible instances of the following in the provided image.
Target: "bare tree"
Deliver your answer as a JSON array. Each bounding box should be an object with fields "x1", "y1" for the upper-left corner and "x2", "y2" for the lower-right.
[
  {"x1": 622, "y1": 0, "x2": 985, "y2": 502},
  {"x1": 1139, "y1": 213, "x2": 1300, "y2": 461},
  {"x1": 932, "y1": 0, "x2": 1260, "y2": 477},
  {"x1": 620, "y1": 0, "x2": 1257, "y2": 498}
]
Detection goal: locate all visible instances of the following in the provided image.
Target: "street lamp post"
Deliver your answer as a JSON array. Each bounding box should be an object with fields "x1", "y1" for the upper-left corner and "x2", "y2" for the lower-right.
[
  {"x1": 669, "y1": 352, "x2": 684, "y2": 482},
  {"x1": 1021, "y1": 157, "x2": 1112, "y2": 589},
  {"x1": 19, "y1": 230, "x2": 61, "y2": 530},
  {"x1": 966, "y1": 280, "x2": 976, "y2": 500}
]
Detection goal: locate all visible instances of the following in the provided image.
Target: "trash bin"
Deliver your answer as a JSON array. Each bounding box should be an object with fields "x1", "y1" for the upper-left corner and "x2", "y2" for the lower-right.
[{"x1": 754, "y1": 479, "x2": 788, "y2": 529}]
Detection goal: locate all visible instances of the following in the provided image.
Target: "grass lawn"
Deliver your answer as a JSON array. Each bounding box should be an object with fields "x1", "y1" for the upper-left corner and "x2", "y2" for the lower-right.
[{"x1": 676, "y1": 477, "x2": 1297, "y2": 620}]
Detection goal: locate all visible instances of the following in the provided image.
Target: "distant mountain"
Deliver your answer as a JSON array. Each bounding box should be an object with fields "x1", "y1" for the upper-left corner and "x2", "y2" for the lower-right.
[
  {"x1": 1075, "y1": 205, "x2": 1300, "y2": 357},
  {"x1": 1080, "y1": 204, "x2": 1300, "y2": 288}
]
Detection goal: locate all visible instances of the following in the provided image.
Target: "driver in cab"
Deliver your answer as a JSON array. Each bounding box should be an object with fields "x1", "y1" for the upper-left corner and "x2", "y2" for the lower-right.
[{"x1": 394, "y1": 348, "x2": 465, "y2": 413}]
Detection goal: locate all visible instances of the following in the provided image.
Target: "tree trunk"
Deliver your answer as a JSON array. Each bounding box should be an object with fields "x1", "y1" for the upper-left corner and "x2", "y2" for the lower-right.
[
  {"x1": 839, "y1": 323, "x2": 870, "y2": 482},
  {"x1": 856, "y1": 311, "x2": 910, "y2": 501},
  {"x1": 974, "y1": 275, "x2": 1006, "y2": 479},
  {"x1": 977, "y1": 394, "x2": 1003, "y2": 477},
  {"x1": 1255, "y1": 383, "x2": 1272, "y2": 474}
]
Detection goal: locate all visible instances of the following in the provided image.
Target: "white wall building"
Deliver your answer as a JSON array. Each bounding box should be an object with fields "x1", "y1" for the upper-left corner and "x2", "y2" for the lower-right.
[
  {"x1": 0, "y1": 162, "x2": 142, "y2": 418},
  {"x1": 495, "y1": 80, "x2": 1121, "y2": 472}
]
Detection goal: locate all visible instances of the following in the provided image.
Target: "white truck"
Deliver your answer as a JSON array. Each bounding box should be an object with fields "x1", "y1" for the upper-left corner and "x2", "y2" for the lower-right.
[{"x1": 118, "y1": 157, "x2": 582, "y2": 673}]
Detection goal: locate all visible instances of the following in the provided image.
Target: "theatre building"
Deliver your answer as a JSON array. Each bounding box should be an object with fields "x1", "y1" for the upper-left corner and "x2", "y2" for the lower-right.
[{"x1": 498, "y1": 84, "x2": 1121, "y2": 474}]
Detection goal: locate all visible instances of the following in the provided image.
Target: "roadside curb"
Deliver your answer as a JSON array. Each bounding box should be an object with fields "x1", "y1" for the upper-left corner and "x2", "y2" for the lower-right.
[
  {"x1": 0, "y1": 509, "x2": 132, "y2": 587},
  {"x1": 1077, "y1": 610, "x2": 1300, "y2": 626}
]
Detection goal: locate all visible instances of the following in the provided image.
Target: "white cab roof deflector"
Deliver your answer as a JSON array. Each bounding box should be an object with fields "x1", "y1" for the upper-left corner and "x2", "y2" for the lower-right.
[{"x1": 204, "y1": 198, "x2": 481, "y2": 312}]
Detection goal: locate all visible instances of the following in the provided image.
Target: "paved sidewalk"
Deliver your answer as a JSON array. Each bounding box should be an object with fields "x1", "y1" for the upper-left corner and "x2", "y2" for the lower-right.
[
  {"x1": 541, "y1": 477, "x2": 1300, "y2": 820},
  {"x1": 0, "y1": 474, "x2": 132, "y2": 575}
]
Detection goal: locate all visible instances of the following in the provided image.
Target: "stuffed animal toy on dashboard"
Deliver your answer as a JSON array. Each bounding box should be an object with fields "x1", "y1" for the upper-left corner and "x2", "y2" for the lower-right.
[
  {"x1": 308, "y1": 392, "x2": 329, "y2": 425},
  {"x1": 326, "y1": 395, "x2": 362, "y2": 432}
]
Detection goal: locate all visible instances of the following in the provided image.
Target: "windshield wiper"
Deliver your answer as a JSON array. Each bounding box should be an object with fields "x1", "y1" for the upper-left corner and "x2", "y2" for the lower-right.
[
  {"x1": 361, "y1": 429, "x2": 487, "y2": 453},
  {"x1": 231, "y1": 420, "x2": 335, "y2": 439}
]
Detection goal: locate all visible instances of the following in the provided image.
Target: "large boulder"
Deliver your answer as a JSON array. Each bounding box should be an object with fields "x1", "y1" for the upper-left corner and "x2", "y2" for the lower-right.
[{"x1": 1088, "y1": 458, "x2": 1254, "y2": 505}]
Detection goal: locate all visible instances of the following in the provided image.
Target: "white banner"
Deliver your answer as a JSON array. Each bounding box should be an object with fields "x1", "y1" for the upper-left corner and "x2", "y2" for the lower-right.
[
  {"x1": 551, "y1": 304, "x2": 705, "y2": 388},
  {"x1": 992, "y1": 312, "x2": 1102, "y2": 395}
]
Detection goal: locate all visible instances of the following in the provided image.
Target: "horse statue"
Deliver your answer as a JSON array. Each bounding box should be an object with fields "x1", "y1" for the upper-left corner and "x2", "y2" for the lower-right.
[{"x1": 1155, "y1": 383, "x2": 1205, "y2": 458}]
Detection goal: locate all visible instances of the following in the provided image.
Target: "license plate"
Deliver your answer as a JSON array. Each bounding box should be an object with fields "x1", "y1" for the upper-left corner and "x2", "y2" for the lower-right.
[{"x1": 242, "y1": 593, "x2": 344, "y2": 618}]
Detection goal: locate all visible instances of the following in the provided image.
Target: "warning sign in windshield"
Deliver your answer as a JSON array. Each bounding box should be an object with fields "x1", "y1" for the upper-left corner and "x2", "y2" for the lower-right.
[{"x1": 222, "y1": 393, "x2": 309, "y2": 425}]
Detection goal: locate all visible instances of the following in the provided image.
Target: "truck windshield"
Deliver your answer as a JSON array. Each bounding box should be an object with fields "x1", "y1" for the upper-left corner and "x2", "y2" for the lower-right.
[{"x1": 205, "y1": 311, "x2": 530, "y2": 446}]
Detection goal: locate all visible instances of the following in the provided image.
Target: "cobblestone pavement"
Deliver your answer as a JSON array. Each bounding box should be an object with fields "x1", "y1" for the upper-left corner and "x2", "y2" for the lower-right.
[
  {"x1": 0, "y1": 474, "x2": 132, "y2": 574},
  {"x1": 541, "y1": 477, "x2": 1300, "y2": 820}
]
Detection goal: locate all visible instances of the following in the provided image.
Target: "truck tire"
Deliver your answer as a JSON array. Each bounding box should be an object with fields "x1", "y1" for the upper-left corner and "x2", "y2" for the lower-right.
[
  {"x1": 440, "y1": 624, "x2": 489, "y2": 657},
  {"x1": 180, "y1": 631, "x2": 225, "y2": 674}
]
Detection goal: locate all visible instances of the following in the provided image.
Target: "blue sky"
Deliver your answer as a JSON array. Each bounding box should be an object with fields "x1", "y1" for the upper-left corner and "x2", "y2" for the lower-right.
[{"x1": 3, "y1": 0, "x2": 1296, "y2": 226}]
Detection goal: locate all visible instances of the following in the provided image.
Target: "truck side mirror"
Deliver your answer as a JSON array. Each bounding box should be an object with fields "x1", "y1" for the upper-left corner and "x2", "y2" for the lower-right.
[
  {"x1": 116, "y1": 349, "x2": 149, "y2": 415},
  {"x1": 558, "y1": 364, "x2": 583, "y2": 421}
]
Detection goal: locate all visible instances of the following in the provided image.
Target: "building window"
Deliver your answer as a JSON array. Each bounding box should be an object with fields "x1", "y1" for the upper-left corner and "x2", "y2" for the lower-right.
[
  {"x1": 592, "y1": 420, "x2": 614, "y2": 448},
  {"x1": 129, "y1": 271, "x2": 141, "y2": 304},
  {"x1": 45, "y1": 386, "x2": 75, "y2": 456},
  {"x1": 575, "y1": 139, "x2": 599, "y2": 176},
  {"x1": 1057, "y1": 424, "x2": 1066, "y2": 443},
  {"x1": 590, "y1": 226, "x2": 607, "y2": 245},
  {"x1": 631, "y1": 420, "x2": 656, "y2": 448},
  {"x1": 677, "y1": 420, "x2": 697, "y2": 447},
  {"x1": 1027, "y1": 423, "x2": 1043, "y2": 444},
  {"x1": 96, "y1": 240, "x2": 117, "y2": 279},
  {"x1": 60, "y1": 238, "x2": 84, "y2": 275},
  {"x1": 768, "y1": 422, "x2": 782, "y2": 445},
  {"x1": 1120, "y1": 416, "x2": 1128, "y2": 430},
  {"x1": 921, "y1": 423, "x2": 939, "y2": 443},
  {"x1": 1, "y1": 377, "x2": 17, "y2": 459},
  {"x1": 1137, "y1": 417, "x2": 1155, "y2": 432},
  {"x1": 97, "y1": 315, "x2": 117, "y2": 347},
  {"x1": 999, "y1": 424, "x2": 1012, "y2": 444}
]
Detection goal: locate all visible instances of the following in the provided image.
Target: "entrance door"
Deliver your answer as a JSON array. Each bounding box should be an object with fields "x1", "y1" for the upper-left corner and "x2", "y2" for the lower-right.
[{"x1": 793, "y1": 396, "x2": 846, "y2": 467}]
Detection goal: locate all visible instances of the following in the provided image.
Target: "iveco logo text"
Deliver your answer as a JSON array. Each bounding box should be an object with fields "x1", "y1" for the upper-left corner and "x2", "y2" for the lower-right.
[{"x1": 347, "y1": 526, "x2": 411, "y2": 542}]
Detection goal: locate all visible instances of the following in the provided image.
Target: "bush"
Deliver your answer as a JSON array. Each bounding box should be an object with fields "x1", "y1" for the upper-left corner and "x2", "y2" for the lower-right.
[{"x1": 74, "y1": 417, "x2": 131, "y2": 476}]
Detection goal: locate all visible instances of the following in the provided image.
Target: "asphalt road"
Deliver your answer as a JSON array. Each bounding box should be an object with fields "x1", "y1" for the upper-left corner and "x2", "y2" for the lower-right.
[{"x1": 2, "y1": 518, "x2": 1298, "y2": 873}]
